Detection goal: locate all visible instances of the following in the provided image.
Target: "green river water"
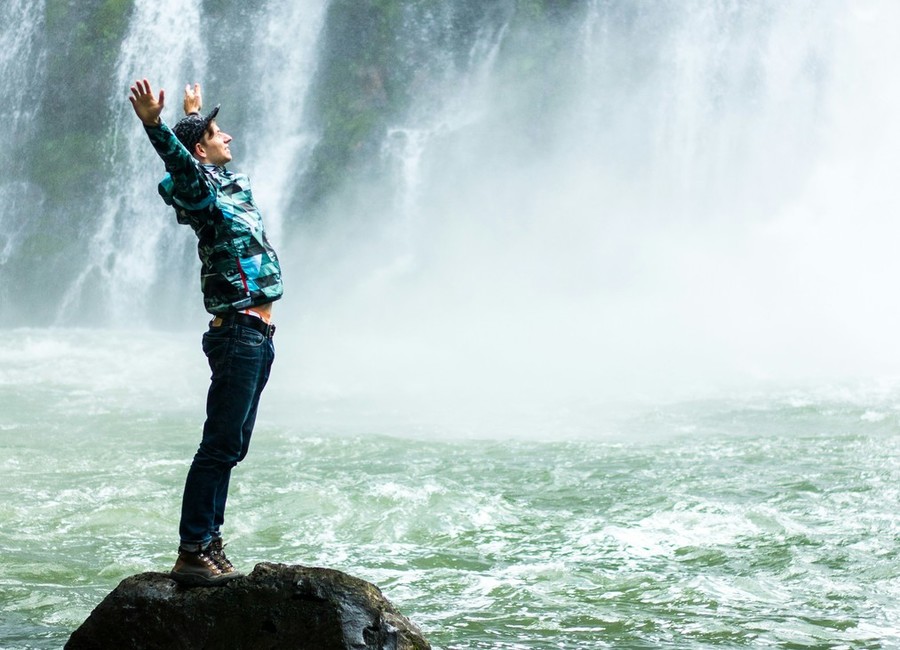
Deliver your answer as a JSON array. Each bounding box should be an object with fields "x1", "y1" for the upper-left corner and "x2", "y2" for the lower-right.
[{"x1": 2, "y1": 329, "x2": 900, "y2": 649}]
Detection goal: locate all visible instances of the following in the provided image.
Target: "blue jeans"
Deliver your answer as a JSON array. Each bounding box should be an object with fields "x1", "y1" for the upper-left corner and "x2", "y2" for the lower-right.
[{"x1": 179, "y1": 320, "x2": 275, "y2": 550}]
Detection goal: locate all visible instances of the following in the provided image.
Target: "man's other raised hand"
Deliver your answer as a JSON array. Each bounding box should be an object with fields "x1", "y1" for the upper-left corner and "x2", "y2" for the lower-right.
[{"x1": 183, "y1": 83, "x2": 202, "y2": 115}]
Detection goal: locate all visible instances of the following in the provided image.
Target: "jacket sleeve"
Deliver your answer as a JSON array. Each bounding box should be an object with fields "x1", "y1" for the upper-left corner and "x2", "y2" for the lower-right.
[{"x1": 144, "y1": 121, "x2": 215, "y2": 211}]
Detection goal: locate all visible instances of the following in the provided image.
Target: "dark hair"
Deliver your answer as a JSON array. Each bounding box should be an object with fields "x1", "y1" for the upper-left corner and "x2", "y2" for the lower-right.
[{"x1": 172, "y1": 105, "x2": 220, "y2": 152}]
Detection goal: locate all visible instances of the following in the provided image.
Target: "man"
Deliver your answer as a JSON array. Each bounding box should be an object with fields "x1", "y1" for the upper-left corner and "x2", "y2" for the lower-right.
[{"x1": 129, "y1": 79, "x2": 283, "y2": 586}]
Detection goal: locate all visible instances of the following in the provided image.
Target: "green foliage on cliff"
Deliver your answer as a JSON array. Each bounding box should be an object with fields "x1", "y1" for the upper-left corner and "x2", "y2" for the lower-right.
[
  {"x1": 302, "y1": 1, "x2": 405, "y2": 207},
  {"x1": 301, "y1": 0, "x2": 588, "y2": 207}
]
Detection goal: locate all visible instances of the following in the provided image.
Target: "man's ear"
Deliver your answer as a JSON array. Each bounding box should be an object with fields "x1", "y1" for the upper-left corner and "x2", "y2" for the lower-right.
[{"x1": 193, "y1": 142, "x2": 206, "y2": 159}]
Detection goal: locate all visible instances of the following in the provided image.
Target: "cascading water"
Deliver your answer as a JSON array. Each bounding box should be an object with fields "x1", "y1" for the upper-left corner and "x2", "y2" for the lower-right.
[
  {"x1": 54, "y1": 0, "x2": 327, "y2": 325},
  {"x1": 58, "y1": 0, "x2": 208, "y2": 323},
  {"x1": 382, "y1": 7, "x2": 511, "y2": 239},
  {"x1": 0, "y1": 0, "x2": 47, "y2": 297},
  {"x1": 0, "y1": 0, "x2": 46, "y2": 160},
  {"x1": 242, "y1": 0, "x2": 329, "y2": 245}
]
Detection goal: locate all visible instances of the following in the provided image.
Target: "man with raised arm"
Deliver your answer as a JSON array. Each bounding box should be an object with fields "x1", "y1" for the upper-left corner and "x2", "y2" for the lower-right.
[{"x1": 129, "y1": 79, "x2": 283, "y2": 586}]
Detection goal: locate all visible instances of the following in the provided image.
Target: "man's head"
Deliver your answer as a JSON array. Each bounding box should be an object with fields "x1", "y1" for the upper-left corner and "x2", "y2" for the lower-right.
[{"x1": 173, "y1": 105, "x2": 232, "y2": 165}]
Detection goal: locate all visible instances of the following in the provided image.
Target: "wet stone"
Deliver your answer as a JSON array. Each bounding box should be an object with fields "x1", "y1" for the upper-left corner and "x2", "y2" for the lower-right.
[{"x1": 65, "y1": 562, "x2": 431, "y2": 650}]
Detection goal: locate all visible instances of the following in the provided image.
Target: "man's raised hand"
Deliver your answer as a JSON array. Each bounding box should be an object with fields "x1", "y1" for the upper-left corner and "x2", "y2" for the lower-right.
[
  {"x1": 129, "y1": 79, "x2": 165, "y2": 126},
  {"x1": 183, "y1": 83, "x2": 202, "y2": 115}
]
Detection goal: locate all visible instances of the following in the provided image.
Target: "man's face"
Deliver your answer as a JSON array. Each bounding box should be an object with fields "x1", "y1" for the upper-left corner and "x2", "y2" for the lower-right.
[{"x1": 197, "y1": 121, "x2": 232, "y2": 165}]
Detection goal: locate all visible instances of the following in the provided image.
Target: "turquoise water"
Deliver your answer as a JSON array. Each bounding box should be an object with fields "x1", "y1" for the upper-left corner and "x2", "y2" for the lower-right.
[{"x1": 2, "y1": 330, "x2": 900, "y2": 648}]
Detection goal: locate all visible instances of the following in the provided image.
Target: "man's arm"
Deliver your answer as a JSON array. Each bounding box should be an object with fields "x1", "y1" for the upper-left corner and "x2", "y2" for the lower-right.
[{"x1": 129, "y1": 78, "x2": 213, "y2": 210}]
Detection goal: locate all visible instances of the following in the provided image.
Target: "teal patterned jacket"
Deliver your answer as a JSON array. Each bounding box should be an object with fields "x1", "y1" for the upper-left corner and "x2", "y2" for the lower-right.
[{"x1": 144, "y1": 121, "x2": 283, "y2": 315}]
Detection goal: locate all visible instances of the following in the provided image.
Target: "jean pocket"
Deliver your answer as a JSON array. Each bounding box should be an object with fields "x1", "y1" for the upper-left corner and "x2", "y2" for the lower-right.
[
  {"x1": 202, "y1": 328, "x2": 232, "y2": 362},
  {"x1": 235, "y1": 326, "x2": 265, "y2": 347}
]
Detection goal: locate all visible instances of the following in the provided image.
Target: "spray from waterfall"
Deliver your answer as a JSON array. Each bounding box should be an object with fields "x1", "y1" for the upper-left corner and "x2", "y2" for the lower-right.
[{"x1": 269, "y1": 0, "x2": 900, "y2": 423}]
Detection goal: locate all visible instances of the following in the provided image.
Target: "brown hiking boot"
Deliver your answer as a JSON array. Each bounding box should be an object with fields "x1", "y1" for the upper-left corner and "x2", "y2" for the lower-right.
[
  {"x1": 170, "y1": 547, "x2": 238, "y2": 587},
  {"x1": 208, "y1": 538, "x2": 242, "y2": 576}
]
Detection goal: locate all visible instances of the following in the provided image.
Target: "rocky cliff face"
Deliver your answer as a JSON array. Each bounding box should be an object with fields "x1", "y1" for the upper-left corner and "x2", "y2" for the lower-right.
[{"x1": 65, "y1": 562, "x2": 431, "y2": 650}]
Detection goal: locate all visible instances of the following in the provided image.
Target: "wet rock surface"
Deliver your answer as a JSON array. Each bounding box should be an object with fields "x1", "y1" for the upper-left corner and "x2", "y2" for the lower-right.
[{"x1": 66, "y1": 562, "x2": 431, "y2": 650}]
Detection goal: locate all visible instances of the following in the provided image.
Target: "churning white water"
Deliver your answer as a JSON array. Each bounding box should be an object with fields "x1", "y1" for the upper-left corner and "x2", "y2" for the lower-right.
[{"x1": 4, "y1": 328, "x2": 900, "y2": 648}]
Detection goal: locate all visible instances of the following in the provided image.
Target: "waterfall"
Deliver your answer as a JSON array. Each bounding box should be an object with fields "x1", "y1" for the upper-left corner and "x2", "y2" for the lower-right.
[
  {"x1": 0, "y1": 0, "x2": 46, "y2": 284},
  {"x1": 0, "y1": 0, "x2": 46, "y2": 146},
  {"x1": 56, "y1": 0, "x2": 329, "y2": 324},
  {"x1": 58, "y1": 0, "x2": 208, "y2": 323},
  {"x1": 242, "y1": 0, "x2": 329, "y2": 245},
  {"x1": 283, "y1": 0, "x2": 899, "y2": 410},
  {"x1": 3, "y1": 0, "x2": 899, "y2": 403},
  {"x1": 380, "y1": 6, "x2": 511, "y2": 256}
]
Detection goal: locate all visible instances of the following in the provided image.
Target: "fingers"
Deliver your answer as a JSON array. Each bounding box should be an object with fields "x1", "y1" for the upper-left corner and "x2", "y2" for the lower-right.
[
  {"x1": 130, "y1": 78, "x2": 156, "y2": 100},
  {"x1": 127, "y1": 78, "x2": 165, "y2": 126}
]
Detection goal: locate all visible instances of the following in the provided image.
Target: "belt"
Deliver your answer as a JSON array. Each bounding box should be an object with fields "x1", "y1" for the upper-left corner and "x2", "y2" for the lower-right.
[{"x1": 212, "y1": 312, "x2": 276, "y2": 338}]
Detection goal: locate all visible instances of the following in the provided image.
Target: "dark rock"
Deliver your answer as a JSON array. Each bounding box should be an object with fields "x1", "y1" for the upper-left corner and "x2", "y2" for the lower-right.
[{"x1": 66, "y1": 562, "x2": 431, "y2": 650}]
